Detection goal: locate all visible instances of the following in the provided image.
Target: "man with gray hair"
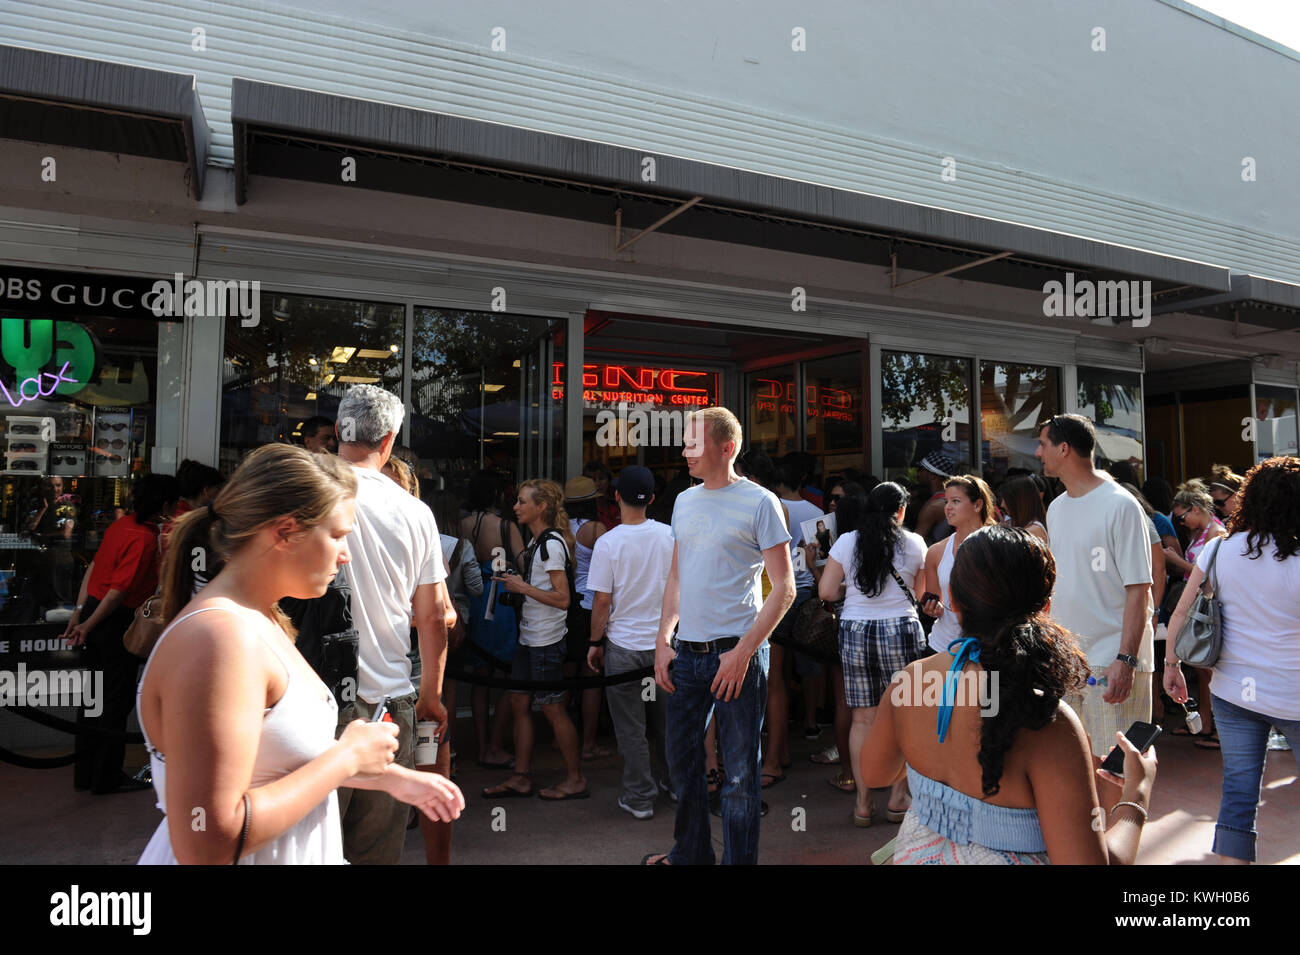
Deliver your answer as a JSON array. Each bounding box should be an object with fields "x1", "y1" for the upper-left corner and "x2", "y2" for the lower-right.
[{"x1": 334, "y1": 384, "x2": 454, "y2": 863}]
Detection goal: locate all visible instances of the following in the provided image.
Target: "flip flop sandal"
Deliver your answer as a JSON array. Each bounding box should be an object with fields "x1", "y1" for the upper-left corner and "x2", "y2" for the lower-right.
[
  {"x1": 854, "y1": 808, "x2": 873, "y2": 828},
  {"x1": 761, "y1": 772, "x2": 786, "y2": 789},
  {"x1": 810, "y1": 746, "x2": 841, "y2": 765},
  {"x1": 482, "y1": 776, "x2": 533, "y2": 799},
  {"x1": 539, "y1": 787, "x2": 591, "y2": 801},
  {"x1": 1167, "y1": 726, "x2": 1196, "y2": 737},
  {"x1": 828, "y1": 773, "x2": 856, "y2": 793},
  {"x1": 1193, "y1": 734, "x2": 1221, "y2": 750},
  {"x1": 582, "y1": 745, "x2": 616, "y2": 760},
  {"x1": 476, "y1": 756, "x2": 516, "y2": 769},
  {"x1": 885, "y1": 805, "x2": 910, "y2": 823},
  {"x1": 641, "y1": 852, "x2": 671, "y2": 865}
]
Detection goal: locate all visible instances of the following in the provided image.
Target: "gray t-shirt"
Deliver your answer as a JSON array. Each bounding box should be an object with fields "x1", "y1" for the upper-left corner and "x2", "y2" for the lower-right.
[{"x1": 671, "y1": 478, "x2": 791, "y2": 642}]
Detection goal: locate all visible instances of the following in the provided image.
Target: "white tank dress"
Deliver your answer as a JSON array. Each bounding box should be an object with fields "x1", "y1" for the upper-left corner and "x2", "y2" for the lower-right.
[{"x1": 136, "y1": 605, "x2": 346, "y2": 865}]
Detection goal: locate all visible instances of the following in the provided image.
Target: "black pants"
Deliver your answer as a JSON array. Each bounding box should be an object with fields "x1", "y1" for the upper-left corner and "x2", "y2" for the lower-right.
[{"x1": 73, "y1": 597, "x2": 141, "y2": 793}]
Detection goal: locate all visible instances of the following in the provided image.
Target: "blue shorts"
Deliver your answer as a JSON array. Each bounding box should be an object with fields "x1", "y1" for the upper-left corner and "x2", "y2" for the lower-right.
[{"x1": 509, "y1": 640, "x2": 567, "y2": 705}]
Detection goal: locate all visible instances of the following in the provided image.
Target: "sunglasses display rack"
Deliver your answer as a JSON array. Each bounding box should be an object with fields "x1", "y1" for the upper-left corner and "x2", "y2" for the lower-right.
[
  {"x1": 91, "y1": 410, "x2": 132, "y2": 477},
  {"x1": 3, "y1": 416, "x2": 54, "y2": 475}
]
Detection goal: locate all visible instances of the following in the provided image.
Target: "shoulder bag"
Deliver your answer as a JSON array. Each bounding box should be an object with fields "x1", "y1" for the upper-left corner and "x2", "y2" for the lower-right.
[
  {"x1": 123, "y1": 593, "x2": 168, "y2": 658},
  {"x1": 1173, "y1": 535, "x2": 1224, "y2": 668},
  {"x1": 889, "y1": 566, "x2": 932, "y2": 656}
]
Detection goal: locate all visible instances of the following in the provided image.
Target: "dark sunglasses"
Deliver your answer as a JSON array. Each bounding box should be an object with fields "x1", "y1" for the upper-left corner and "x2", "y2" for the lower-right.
[
  {"x1": 98, "y1": 453, "x2": 123, "y2": 464},
  {"x1": 9, "y1": 459, "x2": 38, "y2": 470},
  {"x1": 52, "y1": 455, "x2": 81, "y2": 466},
  {"x1": 98, "y1": 439, "x2": 126, "y2": 450},
  {"x1": 828, "y1": 493, "x2": 844, "y2": 503},
  {"x1": 9, "y1": 443, "x2": 37, "y2": 453},
  {"x1": 10, "y1": 424, "x2": 41, "y2": 435},
  {"x1": 97, "y1": 422, "x2": 128, "y2": 432}
]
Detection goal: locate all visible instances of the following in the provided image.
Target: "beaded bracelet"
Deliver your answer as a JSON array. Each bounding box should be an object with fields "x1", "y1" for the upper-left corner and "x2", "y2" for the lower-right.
[{"x1": 1109, "y1": 800, "x2": 1147, "y2": 821}]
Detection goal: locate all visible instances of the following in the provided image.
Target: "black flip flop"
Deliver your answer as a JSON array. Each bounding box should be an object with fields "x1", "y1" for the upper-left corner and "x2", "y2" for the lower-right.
[
  {"x1": 481, "y1": 784, "x2": 533, "y2": 799},
  {"x1": 539, "y1": 787, "x2": 591, "y2": 801}
]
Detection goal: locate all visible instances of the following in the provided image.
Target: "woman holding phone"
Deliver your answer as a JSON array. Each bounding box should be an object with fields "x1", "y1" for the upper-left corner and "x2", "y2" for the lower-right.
[
  {"x1": 135, "y1": 444, "x2": 464, "y2": 864},
  {"x1": 862, "y1": 525, "x2": 1157, "y2": 864}
]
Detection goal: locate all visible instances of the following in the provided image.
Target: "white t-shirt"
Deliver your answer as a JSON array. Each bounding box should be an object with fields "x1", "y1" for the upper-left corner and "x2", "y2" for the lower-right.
[
  {"x1": 830, "y1": 529, "x2": 926, "y2": 621},
  {"x1": 1046, "y1": 478, "x2": 1154, "y2": 671},
  {"x1": 587, "y1": 519, "x2": 674, "y2": 652},
  {"x1": 519, "y1": 532, "x2": 570, "y2": 648},
  {"x1": 782, "y1": 497, "x2": 823, "y2": 590},
  {"x1": 1198, "y1": 534, "x2": 1300, "y2": 720},
  {"x1": 347, "y1": 466, "x2": 445, "y2": 702}
]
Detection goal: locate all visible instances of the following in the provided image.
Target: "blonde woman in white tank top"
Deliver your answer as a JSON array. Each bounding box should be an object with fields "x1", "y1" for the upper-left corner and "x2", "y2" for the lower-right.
[
  {"x1": 136, "y1": 445, "x2": 464, "y2": 864},
  {"x1": 920, "y1": 475, "x2": 998, "y2": 655}
]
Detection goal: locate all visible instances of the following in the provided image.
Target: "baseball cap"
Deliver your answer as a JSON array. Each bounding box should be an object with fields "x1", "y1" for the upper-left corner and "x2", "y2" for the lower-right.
[
  {"x1": 919, "y1": 451, "x2": 957, "y2": 479},
  {"x1": 614, "y1": 466, "x2": 655, "y2": 505}
]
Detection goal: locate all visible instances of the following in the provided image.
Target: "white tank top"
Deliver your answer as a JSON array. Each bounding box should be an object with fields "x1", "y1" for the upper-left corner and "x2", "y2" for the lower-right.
[
  {"x1": 135, "y1": 605, "x2": 345, "y2": 865},
  {"x1": 929, "y1": 533, "x2": 963, "y2": 653},
  {"x1": 570, "y1": 518, "x2": 595, "y2": 611}
]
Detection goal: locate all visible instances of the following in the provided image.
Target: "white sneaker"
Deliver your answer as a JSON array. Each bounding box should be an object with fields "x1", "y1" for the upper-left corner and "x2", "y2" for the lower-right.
[
  {"x1": 618, "y1": 798, "x2": 654, "y2": 820},
  {"x1": 1268, "y1": 728, "x2": 1292, "y2": 751}
]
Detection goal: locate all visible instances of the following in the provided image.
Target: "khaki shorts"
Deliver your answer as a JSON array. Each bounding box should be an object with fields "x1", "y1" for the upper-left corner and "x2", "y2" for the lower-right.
[{"x1": 1064, "y1": 667, "x2": 1152, "y2": 759}]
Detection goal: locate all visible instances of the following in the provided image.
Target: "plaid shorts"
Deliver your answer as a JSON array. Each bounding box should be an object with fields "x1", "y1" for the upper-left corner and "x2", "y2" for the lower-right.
[
  {"x1": 839, "y1": 615, "x2": 927, "y2": 708},
  {"x1": 1064, "y1": 666, "x2": 1153, "y2": 759}
]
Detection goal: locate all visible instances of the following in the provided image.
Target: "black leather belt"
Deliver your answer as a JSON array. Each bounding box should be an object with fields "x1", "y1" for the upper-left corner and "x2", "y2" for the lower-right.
[{"x1": 674, "y1": 637, "x2": 741, "y2": 654}]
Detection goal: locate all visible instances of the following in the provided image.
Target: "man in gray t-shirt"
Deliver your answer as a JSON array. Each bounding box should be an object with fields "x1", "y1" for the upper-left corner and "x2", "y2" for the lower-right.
[{"x1": 643, "y1": 408, "x2": 794, "y2": 866}]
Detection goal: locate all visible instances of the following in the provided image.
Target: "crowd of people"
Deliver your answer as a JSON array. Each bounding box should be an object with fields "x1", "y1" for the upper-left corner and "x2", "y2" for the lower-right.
[{"x1": 65, "y1": 383, "x2": 1300, "y2": 865}]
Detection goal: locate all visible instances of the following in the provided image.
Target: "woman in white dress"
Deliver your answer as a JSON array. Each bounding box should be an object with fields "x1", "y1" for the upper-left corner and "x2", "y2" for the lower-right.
[{"x1": 136, "y1": 444, "x2": 464, "y2": 864}]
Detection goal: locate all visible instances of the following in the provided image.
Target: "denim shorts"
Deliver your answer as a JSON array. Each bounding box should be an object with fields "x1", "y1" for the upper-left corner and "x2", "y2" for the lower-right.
[{"x1": 510, "y1": 640, "x2": 567, "y2": 705}]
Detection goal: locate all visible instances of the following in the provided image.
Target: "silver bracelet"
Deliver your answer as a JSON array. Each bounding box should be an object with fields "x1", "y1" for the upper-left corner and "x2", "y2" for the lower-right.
[{"x1": 1109, "y1": 800, "x2": 1148, "y2": 821}]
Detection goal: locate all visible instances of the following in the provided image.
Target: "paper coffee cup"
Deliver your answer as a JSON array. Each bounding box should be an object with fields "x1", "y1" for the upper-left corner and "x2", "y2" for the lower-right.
[{"x1": 414, "y1": 720, "x2": 440, "y2": 766}]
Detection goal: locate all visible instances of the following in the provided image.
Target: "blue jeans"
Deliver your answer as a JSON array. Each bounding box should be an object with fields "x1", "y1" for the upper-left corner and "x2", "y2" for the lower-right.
[
  {"x1": 1211, "y1": 693, "x2": 1300, "y2": 862},
  {"x1": 665, "y1": 640, "x2": 769, "y2": 865}
]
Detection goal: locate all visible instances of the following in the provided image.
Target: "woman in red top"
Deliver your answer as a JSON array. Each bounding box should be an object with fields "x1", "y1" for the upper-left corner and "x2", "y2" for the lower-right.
[{"x1": 64, "y1": 473, "x2": 180, "y2": 794}]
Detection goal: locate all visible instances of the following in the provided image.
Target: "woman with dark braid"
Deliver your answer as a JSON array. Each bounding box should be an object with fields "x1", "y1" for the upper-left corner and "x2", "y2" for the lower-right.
[{"x1": 860, "y1": 524, "x2": 1158, "y2": 864}]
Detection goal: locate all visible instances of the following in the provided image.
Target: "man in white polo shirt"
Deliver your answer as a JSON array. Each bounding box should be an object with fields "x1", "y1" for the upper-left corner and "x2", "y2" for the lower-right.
[
  {"x1": 1037, "y1": 413, "x2": 1153, "y2": 807},
  {"x1": 335, "y1": 384, "x2": 452, "y2": 864},
  {"x1": 587, "y1": 465, "x2": 675, "y2": 820}
]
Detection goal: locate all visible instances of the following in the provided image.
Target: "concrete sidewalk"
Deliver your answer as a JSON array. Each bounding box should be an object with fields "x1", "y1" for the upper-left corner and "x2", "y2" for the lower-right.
[{"x1": 2, "y1": 718, "x2": 1297, "y2": 864}]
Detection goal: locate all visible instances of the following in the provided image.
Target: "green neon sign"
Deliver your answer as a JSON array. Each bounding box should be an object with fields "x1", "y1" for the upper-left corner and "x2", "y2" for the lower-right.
[{"x1": 0, "y1": 319, "x2": 96, "y2": 398}]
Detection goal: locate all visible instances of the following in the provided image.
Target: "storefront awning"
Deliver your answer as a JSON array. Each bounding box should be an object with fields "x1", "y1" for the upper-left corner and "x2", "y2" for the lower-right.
[
  {"x1": 230, "y1": 77, "x2": 1234, "y2": 309},
  {"x1": 1153, "y1": 271, "x2": 1300, "y2": 331},
  {"x1": 0, "y1": 45, "x2": 211, "y2": 199}
]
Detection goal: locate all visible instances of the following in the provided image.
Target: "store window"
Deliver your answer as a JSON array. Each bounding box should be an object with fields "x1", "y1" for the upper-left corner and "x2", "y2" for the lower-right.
[
  {"x1": 1077, "y1": 367, "x2": 1144, "y2": 479},
  {"x1": 410, "y1": 308, "x2": 565, "y2": 501},
  {"x1": 221, "y1": 293, "x2": 405, "y2": 472},
  {"x1": 805, "y1": 352, "x2": 866, "y2": 479},
  {"x1": 746, "y1": 364, "x2": 798, "y2": 458},
  {"x1": 881, "y1": 351, "x2": 971, "y2": 482},
  {"x1": 981, "y1": 361, "x2": 1060, "y2": 485},
  {"x1": 1255, "y1": 384, "x2": 1299, "y2": 463},
  {"x1": 0, "y1": 314, "x2": 166, "y2": 624}
]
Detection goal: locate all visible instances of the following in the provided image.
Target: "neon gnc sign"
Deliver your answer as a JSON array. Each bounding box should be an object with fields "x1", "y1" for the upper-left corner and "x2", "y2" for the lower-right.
[
  {"x1": 552, "y1": 362, "x2": 717, "y2": 407},
  {"x1": 753, "y1": 378, "x2": 856, "y2": 423}
]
